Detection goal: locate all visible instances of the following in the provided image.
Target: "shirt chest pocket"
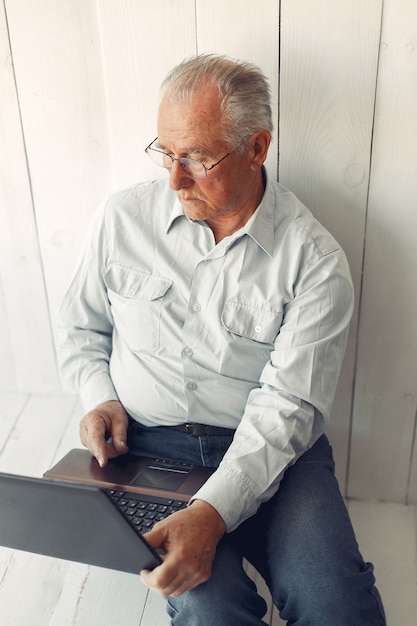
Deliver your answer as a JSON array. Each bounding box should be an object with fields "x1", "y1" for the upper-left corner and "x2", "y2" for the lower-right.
[
  {"x1": 220, "y1": 300, "x2": 283, "y2": 381},
  {"x1": 105, "y1": 264, "x2": 172, "y2": 353}
]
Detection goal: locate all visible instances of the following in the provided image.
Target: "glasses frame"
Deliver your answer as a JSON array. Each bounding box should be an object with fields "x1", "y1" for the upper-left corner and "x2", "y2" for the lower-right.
[{"x1": 145, "y1": 137, "x2": 239, "y2": 179}]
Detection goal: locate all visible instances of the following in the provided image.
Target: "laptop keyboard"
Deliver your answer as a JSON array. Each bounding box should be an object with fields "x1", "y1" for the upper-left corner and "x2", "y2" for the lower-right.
[{"x1": 106, "y1": 489, "x2": 187, "y2": 533}]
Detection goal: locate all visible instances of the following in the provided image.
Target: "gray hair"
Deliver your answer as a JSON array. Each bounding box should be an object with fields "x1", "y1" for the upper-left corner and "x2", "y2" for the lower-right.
[{"x1": 160, "y1": 54, "x2": 273, "y2": 151}]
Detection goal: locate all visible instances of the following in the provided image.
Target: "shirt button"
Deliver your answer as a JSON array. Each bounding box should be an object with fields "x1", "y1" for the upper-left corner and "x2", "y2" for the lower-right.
[
  {"x1": 193, "y1": 304, "x2": 201, "y2": 312},
  {"x1": 184, "y1": 347, "x2": 193, "y2": 357},
  {"x1": 186, "y1": 382, "x2": 197, "y2": 391},
  {"x1": 254, "y1": 325, "x2": 263, "y2": 333}
]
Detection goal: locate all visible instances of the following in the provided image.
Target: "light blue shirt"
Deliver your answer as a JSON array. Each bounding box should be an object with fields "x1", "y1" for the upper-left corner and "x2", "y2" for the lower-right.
[{"x1": 57, "y1": 175, "x2": 353, "y2": 531}]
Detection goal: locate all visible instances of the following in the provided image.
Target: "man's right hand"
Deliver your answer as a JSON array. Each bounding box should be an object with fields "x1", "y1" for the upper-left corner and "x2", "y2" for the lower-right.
[{"x1": 79, "y1": 400, "x2": 129, "y2": 467}]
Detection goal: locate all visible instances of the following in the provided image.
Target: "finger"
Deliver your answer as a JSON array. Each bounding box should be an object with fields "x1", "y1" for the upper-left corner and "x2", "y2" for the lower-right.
[
  {"x1": 140, "y1": 562, "x2": 185, "y2": 597},
  {"x1": 80, "y1": 414, "x2": 109, "y2": 467},
  {"x1": 140, "y1": 559, "x2": 205, "y2": 597},
  {"x1": 141, "y1": 524, "x2": 165, "y2": 550},
  {"x1": 139, "y1": 531, "x2": 210, "y2": 597},
  {"x1": 89, "y1": 422, "x2": 110, "y2": 467},
  {"x1": 139, "y1": 529, "x2": 183, "y2": 595},
  {"x1": 110, "y1": 417, "x2": 129, "y2": 452}
]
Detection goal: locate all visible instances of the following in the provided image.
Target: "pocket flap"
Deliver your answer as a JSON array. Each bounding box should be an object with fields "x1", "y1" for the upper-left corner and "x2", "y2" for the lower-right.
[
  {"x1": 221, "y1": 300, "x2": 282, "y2": 344},
  {"x1": 105, "y1": 264, "x2": 172, "y2": 300}
]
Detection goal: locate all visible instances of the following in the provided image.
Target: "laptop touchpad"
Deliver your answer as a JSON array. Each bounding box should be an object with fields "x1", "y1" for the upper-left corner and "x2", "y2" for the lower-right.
[{"x1": 130, "y1": 461, "x2": 192, "y2": 491}]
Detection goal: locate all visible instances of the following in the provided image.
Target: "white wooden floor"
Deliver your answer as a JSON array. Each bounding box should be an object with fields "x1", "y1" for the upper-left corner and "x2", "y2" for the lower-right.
[{"x1": 0, "y1": 392, "x2": 415, "y2": 625}]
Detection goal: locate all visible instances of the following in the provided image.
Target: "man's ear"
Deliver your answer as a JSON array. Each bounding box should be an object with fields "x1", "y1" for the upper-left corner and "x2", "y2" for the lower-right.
[{"x1": 249, "y1": 130, "x2": 271, "y2": 171}]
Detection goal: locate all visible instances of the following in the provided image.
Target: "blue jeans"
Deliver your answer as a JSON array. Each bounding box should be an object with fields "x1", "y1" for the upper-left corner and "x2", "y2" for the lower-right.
[{"x1": 126, "y1": 422, "x2": 386, "y2": 626}]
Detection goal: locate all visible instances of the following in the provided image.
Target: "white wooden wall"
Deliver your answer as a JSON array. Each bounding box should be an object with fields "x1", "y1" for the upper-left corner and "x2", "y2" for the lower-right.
[{"x1": 1, "y1": 0, "x2": 416, "y2": 505}]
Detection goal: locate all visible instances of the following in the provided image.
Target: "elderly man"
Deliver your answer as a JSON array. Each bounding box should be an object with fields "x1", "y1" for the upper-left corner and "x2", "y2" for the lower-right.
[{"x1": 57, "y1": 54, "x2": 385, "y2": 625}]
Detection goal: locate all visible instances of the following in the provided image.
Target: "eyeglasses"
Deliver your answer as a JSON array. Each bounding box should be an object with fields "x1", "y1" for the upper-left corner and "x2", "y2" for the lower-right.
[{"x1": 145, "y1": 137, "x2": 238, "y2": 179}]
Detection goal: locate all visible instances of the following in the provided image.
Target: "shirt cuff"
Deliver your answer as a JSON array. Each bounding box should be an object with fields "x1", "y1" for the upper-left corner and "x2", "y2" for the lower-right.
[
  {"x1": 79, "y1": 371, "x2": 119, "y2": 412},
  {"x1": 190, "y1": 465, "x2": 259, "y2": 532}
]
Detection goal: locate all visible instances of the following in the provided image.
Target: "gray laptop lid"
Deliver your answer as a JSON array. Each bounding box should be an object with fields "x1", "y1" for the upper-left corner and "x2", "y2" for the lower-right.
[{"x1": 0, "y1": 472, "x2": 161, "y2": 573}]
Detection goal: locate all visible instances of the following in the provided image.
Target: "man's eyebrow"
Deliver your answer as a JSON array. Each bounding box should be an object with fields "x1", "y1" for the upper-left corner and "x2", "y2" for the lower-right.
[{"x1": 155, "y1": 141, "x2": 210, "y2": 157}]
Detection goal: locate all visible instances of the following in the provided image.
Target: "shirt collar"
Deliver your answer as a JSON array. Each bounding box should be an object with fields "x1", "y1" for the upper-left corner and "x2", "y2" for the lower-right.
[
  {"x1": 244, "y1": 172, "x2": 275, "y2": 257},
  {"x1": 166, "y1": 196, "x2": 186, "y2": 233},
  {"x1": 165, "y1": 170, "x2": 275, "y2": 257}
]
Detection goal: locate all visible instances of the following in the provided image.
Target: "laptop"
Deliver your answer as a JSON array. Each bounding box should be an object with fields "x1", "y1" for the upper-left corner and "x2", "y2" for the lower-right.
[{"x1": 0, "y1": 449, "x2": 214, "y2": 574}]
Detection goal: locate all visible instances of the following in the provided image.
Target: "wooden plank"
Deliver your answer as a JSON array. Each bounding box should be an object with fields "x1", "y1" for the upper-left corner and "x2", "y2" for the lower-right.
[
  {"x1": 139, "y1": 591, "x2": 170, "y2": 626},
  {"x1": 408, "y1": 432, "x2": 417, "y2": 504},
  {"x1": 348, "y1": 0, "x2": 417, "y2": 502},
  {"x1": 0, "y1": 550, "x2": 75, "y2": 626},
  {"x1": 49, "y1": 396, "x2": 84, "y2": 465},
  {"x1": 4, "y1": 0, "x2": 113, "y2": 320},
  {"x1": 0, "y1": 546, "x2": 13, "y2": 581},
  {"x1": 3, "y1": 0, "x2": 198, "y2": 332},
  {"x1": 0, "y1": 537, "x2": 159, "y2": 626},
  {"x1": 196, "y1": 0, "x2": 280, "y2": 181},
  {"x1": 97, "y1": 0, "x2": 197, "y2": 190},
  {"x1": 47, "y1": 562, "x2": 91, "y2": 626},
  {"x1": 0, "y1": 553, "x2": 149, "y2": 626},
  {"x1": 0, "y1": 1, "x2": 59, "y2": 393},
  {"x1": 0, "y1": 392, "x2": 28, "y2": 449},
  {"x1": 3, "y1": 0, "x2": 195, "y2": 396},
  {"x1": 279, "y1": 0, "x2": 383, "y2": 491},
  {"x1": 349, "y1": 500, "x2": 417, "y2": 625},
  {"x1": 52, "y1": 566, "x2": 151, "y2": 625},
  {"x1": 0, "y1": 393, "x2": 80, "y2": 477},
  {"x1": 0, "y1": 279, "x2": 16, "y2": 392}
]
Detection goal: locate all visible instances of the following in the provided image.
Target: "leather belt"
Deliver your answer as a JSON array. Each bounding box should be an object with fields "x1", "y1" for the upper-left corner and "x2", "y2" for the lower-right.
[{"x1": 167, "y1": 423, "x2": 236, "y2": 437}]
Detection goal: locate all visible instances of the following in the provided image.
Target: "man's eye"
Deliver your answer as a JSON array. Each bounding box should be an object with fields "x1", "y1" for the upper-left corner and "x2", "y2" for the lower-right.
[{"x1": 190, "y1": 156, "x2": 207, "y2": 165}]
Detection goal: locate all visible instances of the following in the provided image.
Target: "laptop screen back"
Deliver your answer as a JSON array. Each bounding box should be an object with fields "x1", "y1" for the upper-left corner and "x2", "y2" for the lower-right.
[{"x1": 0, "y1": 473, "x2": 161, "y2": 573}]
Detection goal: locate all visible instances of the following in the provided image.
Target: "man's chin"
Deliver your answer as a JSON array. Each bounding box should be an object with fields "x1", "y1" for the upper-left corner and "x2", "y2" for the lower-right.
[{"x1": 179, "y1": 197, "x2": 208, "y2": 220}]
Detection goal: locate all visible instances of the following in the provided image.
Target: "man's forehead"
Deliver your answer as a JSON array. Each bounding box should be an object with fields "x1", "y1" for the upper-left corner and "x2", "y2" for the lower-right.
[{"x1": 157, "y1": 92, "x2": 225, "y2": 154}]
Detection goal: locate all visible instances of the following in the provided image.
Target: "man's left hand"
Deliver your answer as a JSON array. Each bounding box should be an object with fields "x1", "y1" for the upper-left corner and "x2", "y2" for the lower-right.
[{"x1": 140, "y1": 500, "x2": 226, "y2": 597}]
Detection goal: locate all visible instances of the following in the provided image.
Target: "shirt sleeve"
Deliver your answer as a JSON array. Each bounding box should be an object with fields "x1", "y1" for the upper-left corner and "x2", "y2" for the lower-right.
[
  {"x1": 191, "y1": 247, "x2": 354, "y2": 531},
  {"x1": 56, "y1": 204, "x2": 119, "y2": 411}
]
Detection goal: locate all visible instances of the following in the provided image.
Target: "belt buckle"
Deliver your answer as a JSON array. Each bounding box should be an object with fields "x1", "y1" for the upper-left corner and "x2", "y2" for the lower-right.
[{"x1": 185, "y1": 423, "x2": 206, "y2": 436}]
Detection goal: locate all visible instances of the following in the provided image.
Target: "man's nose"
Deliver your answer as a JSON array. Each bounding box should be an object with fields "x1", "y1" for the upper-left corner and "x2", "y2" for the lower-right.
[{"x1": 169, "y1": 160, "x2": 193, "y2": 190}]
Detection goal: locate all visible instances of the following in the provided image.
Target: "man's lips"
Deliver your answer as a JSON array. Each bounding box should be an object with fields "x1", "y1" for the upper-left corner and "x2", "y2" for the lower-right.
[{"x1": 179, "y1": 195, "x2": 203, "y2": 203}]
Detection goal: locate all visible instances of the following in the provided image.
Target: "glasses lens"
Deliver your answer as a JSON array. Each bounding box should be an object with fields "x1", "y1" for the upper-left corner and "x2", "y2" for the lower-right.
[
  {"x1": 146, "y1": 147, "x2": 207, "y2": 178},
  {"x1": 147, "y1": 148, "x2": 169, "y2": 168},
  {"x1": 181, "y1": 159, "x2": 206, "y2": 179}
]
